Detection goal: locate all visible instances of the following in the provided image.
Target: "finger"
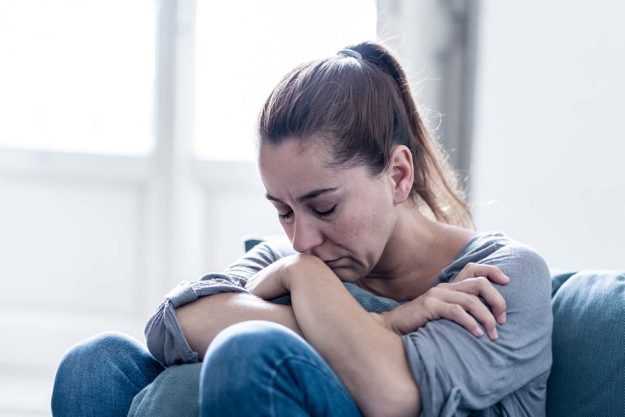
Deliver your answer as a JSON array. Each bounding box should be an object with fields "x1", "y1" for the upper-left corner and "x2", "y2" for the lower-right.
[
  {"x1": 440, "y1": 291, "x2": 500, "y2": 340},
  {"x1": 451, "y1": 277, "x2": 508, "y2": 325},
  {"x1": 441, "y1": 302, "x2": 485, "y2": 338},
  {"x1": 453, "y1": 263, "x2": 510, "y2": 285}
]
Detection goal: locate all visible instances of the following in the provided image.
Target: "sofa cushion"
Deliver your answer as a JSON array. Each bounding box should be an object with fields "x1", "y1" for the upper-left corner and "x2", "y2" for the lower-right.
[
  {"x1": 547, "y1": 270, "x2": 625, "y2": 417},
  {"x1": 128, "y1": 363, "x2": 201, "y2": 417}
]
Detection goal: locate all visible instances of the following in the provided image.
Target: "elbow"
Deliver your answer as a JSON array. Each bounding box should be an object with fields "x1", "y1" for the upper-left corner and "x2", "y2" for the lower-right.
[
  {"x1": 144, "y1": 299, "x2": 201, "y2": 366},
  {"x1": 144, "y1": 303, "x2": 169, "y2": 365}
]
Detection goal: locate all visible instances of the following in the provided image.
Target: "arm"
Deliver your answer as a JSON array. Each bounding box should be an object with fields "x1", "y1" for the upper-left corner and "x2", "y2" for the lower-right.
[
  {"x1": 175, "y1": 292, "x2": 302, "y2": 360},
  {"x1": 382, "y1": 263, "x2": 509, "y2": 340},
  {"x1": 280, "y1": 255, "x2": 420, "y2": 417},
  {"x1": 144, "y1": 238, "x2": 297, "y2": 365},
  {"x1": 242, "y1": 256, "x2": 512, "y2": 416},
  {"x1": 178, "y1": 244, "x2": 312, "y2": 359},
  {"x1": 402, "y1": 244, "x2": 553, "y2": 415}
]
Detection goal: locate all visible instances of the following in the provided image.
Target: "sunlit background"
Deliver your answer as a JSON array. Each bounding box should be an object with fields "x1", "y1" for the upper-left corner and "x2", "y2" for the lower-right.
[{"x1": 0, "y1": 0, "x2": 623, "y2": 415}]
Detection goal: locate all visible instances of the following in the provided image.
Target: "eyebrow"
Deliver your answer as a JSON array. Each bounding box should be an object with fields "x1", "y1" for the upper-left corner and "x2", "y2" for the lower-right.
[{"x1": 265, "y1": 187, "x2": 339, "y2": 204}]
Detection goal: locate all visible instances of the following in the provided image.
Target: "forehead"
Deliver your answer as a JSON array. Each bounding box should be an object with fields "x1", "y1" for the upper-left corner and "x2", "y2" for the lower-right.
[
  {"x1": 259, "y1": 139, "x2": 333, "y2": 183},
  {"x1": 260, "y1": 136, "x2": 326, "y2": 165},
  {"x1": 258, "y1": 138, "x2": 365, "y2": 200}
]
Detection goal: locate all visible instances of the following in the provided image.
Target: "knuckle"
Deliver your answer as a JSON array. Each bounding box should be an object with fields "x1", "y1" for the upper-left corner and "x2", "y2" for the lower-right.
[
  {"x1": 428, "y1": 287, "x2": 440, "y2": 294},
  {"x1": 467, "y1": 262, "x2": 479, "y2": 271},
  {"x1": 448, "y1": 304, "x2": 465, "y2": 317},
  {"x1": 429, "y1": 287, "x2": 445, "y2": 297},
  {"x1": 482, "y1": 315, "x2": 497, "y2": 329},
  {"x1": 422, "y1": 296, "x2": 437, "y2": 310},
  {"x1": 474, "y1": 277, "x2": 492, "y2": 289},
  {"x1": 475, "y1": 276, "x2": 489, "y2": 284},
  {"x1": 466, "y1": 296, "x2": 483, "y2": 310}
]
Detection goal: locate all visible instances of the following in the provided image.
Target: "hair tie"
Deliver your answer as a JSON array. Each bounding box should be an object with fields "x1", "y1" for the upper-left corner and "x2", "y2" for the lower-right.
[{"x1": 337, "y1": 48, "x2": 362, "y2": 60}]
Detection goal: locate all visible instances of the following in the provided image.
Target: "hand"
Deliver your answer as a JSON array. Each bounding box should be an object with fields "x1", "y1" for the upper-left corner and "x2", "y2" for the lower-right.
[
  {"x1": 244, "y1": 256, "x2": 291, "y2": 299},
  {"x1": 245, "y1": 254, "x2": 322, "y2": 299},
  {"x1": 381, "y1": 263, "x2": 509, "y2": 340}
]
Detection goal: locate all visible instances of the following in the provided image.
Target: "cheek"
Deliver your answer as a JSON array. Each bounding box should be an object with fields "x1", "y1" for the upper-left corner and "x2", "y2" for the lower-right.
[
  {"x1": 353, "y1": 201, "x2": 395, "y2": 253},
  {"x1": 333, "y1": 210, "x2": 388, "y2": 251}
]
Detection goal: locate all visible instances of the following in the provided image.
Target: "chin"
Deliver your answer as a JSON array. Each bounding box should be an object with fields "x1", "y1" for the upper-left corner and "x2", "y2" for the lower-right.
[{"x1": 332, "y1": 267, "x2": 362, "y2": 283}]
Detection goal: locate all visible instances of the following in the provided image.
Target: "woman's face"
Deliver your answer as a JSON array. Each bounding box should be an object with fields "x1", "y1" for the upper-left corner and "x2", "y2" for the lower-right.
[{"x1": 258, "y1": 138, "x2": 398, "y2": 282}]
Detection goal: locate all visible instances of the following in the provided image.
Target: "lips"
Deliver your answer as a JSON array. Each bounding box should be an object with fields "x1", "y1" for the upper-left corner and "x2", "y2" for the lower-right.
[{"x1": 324, "y1": 257, "x2": 346, "y2": 268}]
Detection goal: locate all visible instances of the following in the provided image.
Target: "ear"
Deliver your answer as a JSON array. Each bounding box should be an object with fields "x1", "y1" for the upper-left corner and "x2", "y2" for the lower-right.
[{"x1": 387, "y1": 145, "x2": 414, "y2": 205}]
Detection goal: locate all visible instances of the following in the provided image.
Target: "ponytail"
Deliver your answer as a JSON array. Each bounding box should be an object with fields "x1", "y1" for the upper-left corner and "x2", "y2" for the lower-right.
[{"x1": 259, "y1": 41, "x2": 474, "y2": 229}]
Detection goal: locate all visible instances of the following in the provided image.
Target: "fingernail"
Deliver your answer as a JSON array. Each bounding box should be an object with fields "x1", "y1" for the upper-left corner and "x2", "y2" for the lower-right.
[
  {"x1": 474, "y1": 327, "x2": 484, "y2": 337},
  {"x1": 498, "y1": 312, "x2": 507, "y2": 324},
  {"x1": 490, "y1": 329, "x2": 499, "y2": 340}
]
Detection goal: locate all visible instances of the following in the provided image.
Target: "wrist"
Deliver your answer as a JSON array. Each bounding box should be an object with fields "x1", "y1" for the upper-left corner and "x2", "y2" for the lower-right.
[
  {"x1": 370, "y1": 312, "x2": 400, "y2": 334},
  {"x1": 383, "y1": 309, "x2": 407, "y2": 335}
]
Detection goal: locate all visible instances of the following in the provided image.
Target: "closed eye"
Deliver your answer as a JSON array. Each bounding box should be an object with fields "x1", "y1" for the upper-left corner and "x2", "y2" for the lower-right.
[
  {"x1": 278, "y1": 209, "x2": 293, "y2": 220},
  {"x1": 314, "y1": 205, "x2": 336, "y2": 218}
]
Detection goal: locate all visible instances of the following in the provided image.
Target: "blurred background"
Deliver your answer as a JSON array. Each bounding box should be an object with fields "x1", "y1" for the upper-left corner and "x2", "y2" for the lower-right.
[{"x1": 0, "y1": 0, "x2": 623, "y2": 415}]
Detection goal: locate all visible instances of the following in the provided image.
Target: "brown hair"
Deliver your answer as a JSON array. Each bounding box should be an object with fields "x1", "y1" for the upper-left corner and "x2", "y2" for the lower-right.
[{"x1": 258, "y1": 41, "x2": 474, "y2": 229}]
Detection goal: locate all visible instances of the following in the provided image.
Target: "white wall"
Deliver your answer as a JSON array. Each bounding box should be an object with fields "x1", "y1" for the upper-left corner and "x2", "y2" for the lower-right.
[
  {"x1": 0, "y1": 151, "x2": 282, "y2": 416},
  {"x1": 0, "y1": 1, "x2": 373, "y2": 414},
  {"x1": 472, "y1": 1, "x2": 625, "y2": 270}
]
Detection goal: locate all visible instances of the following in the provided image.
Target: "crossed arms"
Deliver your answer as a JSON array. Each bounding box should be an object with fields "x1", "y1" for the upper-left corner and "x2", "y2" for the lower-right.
[{"x1": 175, "y1": 253, "x2": 509, "y2": 417}]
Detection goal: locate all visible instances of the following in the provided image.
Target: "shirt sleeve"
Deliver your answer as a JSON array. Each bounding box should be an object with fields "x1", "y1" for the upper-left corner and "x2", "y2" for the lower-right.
[
  {"x1": 402, "y1": 244, "x2": 553, "y2": 416},
  {"x1": 144, "y1": 237, "x2": 295, "y2": 366}
]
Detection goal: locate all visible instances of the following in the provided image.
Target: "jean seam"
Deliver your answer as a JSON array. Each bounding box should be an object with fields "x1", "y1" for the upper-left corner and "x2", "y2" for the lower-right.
[{"x1": 267, "y1": 354, "x2": 337, "y2": 417}]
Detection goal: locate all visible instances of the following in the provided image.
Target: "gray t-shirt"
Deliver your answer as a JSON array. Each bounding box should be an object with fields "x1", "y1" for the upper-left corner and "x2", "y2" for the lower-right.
[{"x1": 144, "y1": 232, "x2": 552, "y2": 417}]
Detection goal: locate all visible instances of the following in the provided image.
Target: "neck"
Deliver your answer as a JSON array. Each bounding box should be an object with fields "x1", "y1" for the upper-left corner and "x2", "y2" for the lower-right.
[{"x1": 359, "y1": 203, "x2": 474, "y2": 301}]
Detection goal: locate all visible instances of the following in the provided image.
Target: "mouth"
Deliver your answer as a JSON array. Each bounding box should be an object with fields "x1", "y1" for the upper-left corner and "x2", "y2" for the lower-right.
[{"x1": 324, "y1": 257, "x2": 346, "y2": 268}]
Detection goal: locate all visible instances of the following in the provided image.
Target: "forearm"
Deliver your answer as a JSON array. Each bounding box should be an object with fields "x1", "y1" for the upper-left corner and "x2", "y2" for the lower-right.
[
  {"x1": 287, "y1": 258, "x2": 420, "y2": 417},
  {"x1": 175, "y1": 292, "x2": 302, "y2": 360}
]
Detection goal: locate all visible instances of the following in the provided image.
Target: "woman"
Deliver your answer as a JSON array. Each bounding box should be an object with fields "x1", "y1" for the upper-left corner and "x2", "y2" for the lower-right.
[{"x1": 52, "y1": 41, "x2": 552, "y2": 417}]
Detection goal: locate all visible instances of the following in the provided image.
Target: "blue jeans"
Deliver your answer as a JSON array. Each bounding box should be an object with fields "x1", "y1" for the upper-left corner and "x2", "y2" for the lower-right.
[
  {"x1": 51, "y1": 331, "x2": 164, "y2": 417},
  {"x1": 52, "y1": 323, "x2": 363, "y2": 417},
  {"x1": 199, "y1": 321, "x2": 364, "y2": 417}
]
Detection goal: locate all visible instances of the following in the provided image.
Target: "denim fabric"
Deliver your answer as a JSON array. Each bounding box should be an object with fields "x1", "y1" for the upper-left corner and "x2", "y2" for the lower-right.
[
  {"x1": 51, "y1": 331, "x2": 164, "y2": 417},
  {"x1": 199, "y1": 321, "x2": 363, "y2": 417}
]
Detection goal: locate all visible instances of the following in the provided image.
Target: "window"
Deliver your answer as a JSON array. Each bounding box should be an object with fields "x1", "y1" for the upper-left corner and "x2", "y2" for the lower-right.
[
  {"x1": 193, "y1": 0, "x2": 377, "y2": 160},
  {"x1": 0, "y1": 0, "x2": 155, "y2": 155}
]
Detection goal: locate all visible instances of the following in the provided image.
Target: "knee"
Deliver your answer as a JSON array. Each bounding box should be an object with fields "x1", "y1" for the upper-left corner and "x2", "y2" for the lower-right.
[
  {"x1": 52, "y1": 331, "x2": 152, "y2": 415},
  {"x1": 199, "y1": 322, "x2": 306, "y2": 415},
  {"x1": 55, "y1": 331, "x2": 140, "y2": 377},
  {"x1": 201, "y1": 321, "x2": 306, "y2": 383},
  {"x1": 206, "y1": 321, "x2": 303, "y2": 363}
]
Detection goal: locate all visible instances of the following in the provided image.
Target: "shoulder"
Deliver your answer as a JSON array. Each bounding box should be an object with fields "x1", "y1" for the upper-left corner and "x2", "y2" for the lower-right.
[
  {"x1": 403, "y1": 232, "x2": 553, "y2": 414},
  {"x1": 483, "y1": 234, "x2": 549, "y2": 282},
  {"x1": 443, "y1": 232, "x2": 552, "y2": 307},
  {"x1": 444, "y1": 232, "x2": 549, "y2": 278}
]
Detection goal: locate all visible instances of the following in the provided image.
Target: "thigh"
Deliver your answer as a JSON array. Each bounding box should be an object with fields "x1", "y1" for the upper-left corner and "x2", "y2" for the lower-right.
[
  {"x1": 199, "y1": 321, "x2": 363, "y2": 417},
  {"x1": 52, "y1": 331, "x2": 164, "y2": 417}
]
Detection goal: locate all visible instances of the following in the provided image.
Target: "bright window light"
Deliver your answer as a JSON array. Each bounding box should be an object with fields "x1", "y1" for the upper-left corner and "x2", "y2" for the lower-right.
[
  {"x1": 0, "y1": 1, "x2": 155, "y2": 155},
  {"x1": 194, "y1": 0, "x2": 377, "y2": 161}
]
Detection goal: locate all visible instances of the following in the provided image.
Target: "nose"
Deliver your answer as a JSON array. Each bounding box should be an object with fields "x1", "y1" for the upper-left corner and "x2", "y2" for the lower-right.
[{"x1": 290, "y1": 215, "x2": 324, "y2": 254}]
